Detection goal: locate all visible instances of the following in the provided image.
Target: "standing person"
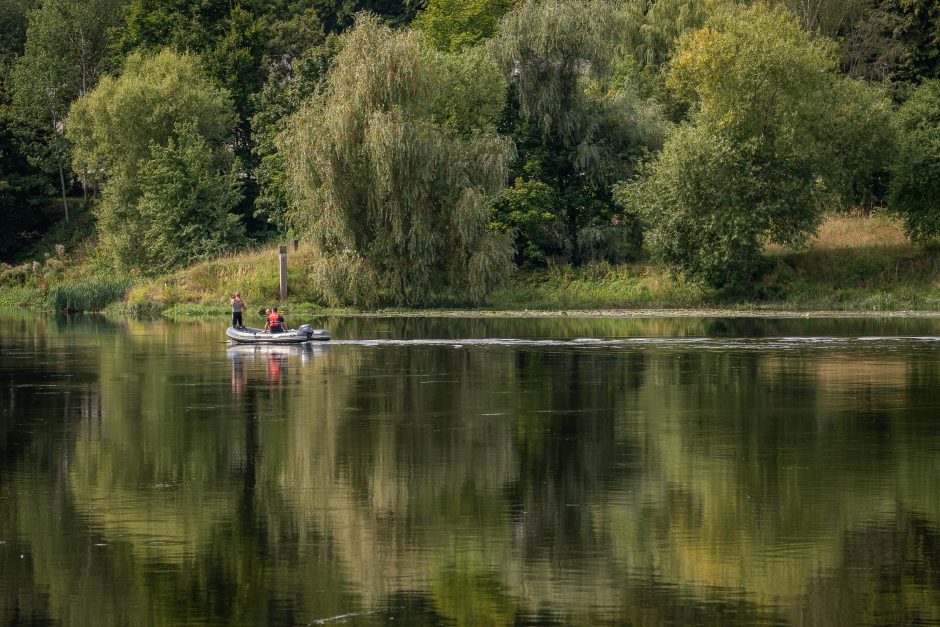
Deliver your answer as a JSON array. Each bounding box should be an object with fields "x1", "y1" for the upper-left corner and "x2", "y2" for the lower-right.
[{"x1": 230, "y1": 292, "x2": 246, "y2": 329}]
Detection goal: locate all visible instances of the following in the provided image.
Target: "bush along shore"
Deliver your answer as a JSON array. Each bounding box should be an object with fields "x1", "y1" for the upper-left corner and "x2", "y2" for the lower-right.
[{"x1": 2, "y1": 212, "x2": 940, "y2": 318}]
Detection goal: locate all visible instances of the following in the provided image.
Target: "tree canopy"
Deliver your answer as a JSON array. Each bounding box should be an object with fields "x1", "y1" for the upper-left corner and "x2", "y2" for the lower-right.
[
  {"x1": 67, "y1": 49, "x2": 235, "y2": 183},
  {"x1": 415, "y1": 0, "x2": 514, "y2": 52},
  {"x1": 3, "y1": 0, "x2": 940, "y2": 299},
  {"x1": 67, "y1": 49, "x2": 241, "y2": 272},
  {"x1": 625, "y1": 2, "x2": 890, "y2": 288},
  {"x1": 488, "y1": 0, "x2": 667, "y2": 266},
  {"x1": 890, "y1": 79, "x2": 940, "y2": 243},
  {"x1": 280, "y1": 14, "x2": 512, "y2": 306},
  {"x1": 9, "y1": 0, "x2": 126, "y2": 221}
]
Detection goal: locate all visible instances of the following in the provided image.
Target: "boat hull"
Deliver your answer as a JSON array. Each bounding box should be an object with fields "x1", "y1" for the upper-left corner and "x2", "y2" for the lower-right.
[{"x1": 226, "y1": 326, "x2": 331, "y2": 344}]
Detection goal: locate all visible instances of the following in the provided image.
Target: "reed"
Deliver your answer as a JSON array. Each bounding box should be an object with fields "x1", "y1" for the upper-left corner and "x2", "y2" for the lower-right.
[{"x1": 46, "y1": 278, "x2": 132, "y2": 313}]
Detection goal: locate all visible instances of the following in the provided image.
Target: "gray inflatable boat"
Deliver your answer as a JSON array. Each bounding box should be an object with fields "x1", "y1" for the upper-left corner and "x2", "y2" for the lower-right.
[{"x1": 226, "y1": 324, "x2": 331, "y2": 344}]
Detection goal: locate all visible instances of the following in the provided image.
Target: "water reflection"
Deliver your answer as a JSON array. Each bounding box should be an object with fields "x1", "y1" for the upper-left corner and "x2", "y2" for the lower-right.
[
  {"x1": 1, "y1": 311, "x2": 940, "y2": 625},
  {"x1": 226, "y1": 344, "x2": 329, "y2": 389}
]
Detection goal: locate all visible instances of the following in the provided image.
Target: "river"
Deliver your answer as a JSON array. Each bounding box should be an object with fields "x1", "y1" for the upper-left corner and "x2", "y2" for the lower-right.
[{"x1": 2, "y1": 311, "x2": 940, "y2": 625}]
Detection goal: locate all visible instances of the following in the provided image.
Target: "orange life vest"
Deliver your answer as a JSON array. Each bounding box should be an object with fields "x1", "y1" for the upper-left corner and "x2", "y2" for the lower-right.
[{"x1": 268, "y1": 313, "x2": 282, "y2": 329}]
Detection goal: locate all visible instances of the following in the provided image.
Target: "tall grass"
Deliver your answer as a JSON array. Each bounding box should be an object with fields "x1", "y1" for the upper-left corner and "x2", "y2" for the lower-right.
[
  {"x1": 46, "y1": 277, "x2": 132, "y2": 313},
  {"x1": 488, "y1": 262, "x2": 705, "y2": 310},
  {"x1": 763, "y1": 211, "x2": 940, "y2": 310},
  {"x1": 488, "y1": 212, "x2": 940, "y2": 312}
]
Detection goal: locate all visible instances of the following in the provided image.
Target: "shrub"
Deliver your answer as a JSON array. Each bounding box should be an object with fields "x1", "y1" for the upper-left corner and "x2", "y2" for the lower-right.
[
  {"x1": 890, "y1": 80, "x2": 940, "y2": 244},
  {"x1": 622, "y1": 125, "x2": 822, "y2": 289},
  {"x1": 46, "y1": 277, "x2": 132, "y2": 313}
]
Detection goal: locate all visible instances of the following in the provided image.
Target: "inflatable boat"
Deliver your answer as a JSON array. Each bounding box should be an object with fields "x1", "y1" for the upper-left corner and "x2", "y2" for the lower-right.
[{"x1": 226, "y1": 324, "x2": 331, "y2": 344}]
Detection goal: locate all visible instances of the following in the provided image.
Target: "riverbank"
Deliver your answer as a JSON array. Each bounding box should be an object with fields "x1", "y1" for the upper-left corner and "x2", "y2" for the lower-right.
[{"x1": 3, "y1": 211, "x2": 940, "y2": 317}]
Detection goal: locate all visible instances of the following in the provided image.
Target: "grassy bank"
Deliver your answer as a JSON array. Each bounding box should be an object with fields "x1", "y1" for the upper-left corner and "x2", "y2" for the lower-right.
[
  {"x1": 485, "y1": 212, "x2": 940, "y2": 312},
  {"x1": 762, "y1": 212, "x2": 940, "y2": 311},
  {"x1": 3, "y1": 212, "x2": 939, "y2": 316}
]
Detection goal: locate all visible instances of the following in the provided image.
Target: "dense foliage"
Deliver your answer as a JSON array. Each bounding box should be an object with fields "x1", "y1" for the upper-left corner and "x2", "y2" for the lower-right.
[
  {"x1": 9, "y1": 0, "x2": 125, "y2": 222},
  {"x1": 415, "y1": 0, "x2": 514, "y2": 51},
  {"x1": 489, "y1": 0, "x2": 667, "y2": 267},
  {"x1": 890, "y1": 79, "x2": 940, "y2": 244},
  {"x1": 281, "y1": 15, "x2": 512, "y2": 305},
  {"x1": 622, "y1": 2, "x2": 894, "y2": 288},
  {"x1": 1, "y1": 0, "x2": 939, "y2": 301},
  {"x1": 66, "y1": 50, "x2": 241, "y2": 272}
]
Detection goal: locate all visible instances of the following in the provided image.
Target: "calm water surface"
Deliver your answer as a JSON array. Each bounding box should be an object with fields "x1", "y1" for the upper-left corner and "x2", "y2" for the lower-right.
[{"x1": 2, "y1": 312, "x2": 940, "y2": 626}]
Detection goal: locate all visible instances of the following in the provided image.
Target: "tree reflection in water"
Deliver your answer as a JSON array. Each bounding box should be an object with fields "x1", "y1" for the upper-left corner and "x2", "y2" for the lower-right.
[{"x1": 1, "y1": 312, "x2": 940, "y2": 625}]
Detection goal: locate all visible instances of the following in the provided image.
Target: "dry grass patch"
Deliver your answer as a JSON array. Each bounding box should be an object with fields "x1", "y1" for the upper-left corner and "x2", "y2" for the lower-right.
[
  {"x1": 126, "y1": 243, "x2": 327, "y2": 308},
  {"x1": 810, "y1": 211, "x2": 908, "y2": 250}
]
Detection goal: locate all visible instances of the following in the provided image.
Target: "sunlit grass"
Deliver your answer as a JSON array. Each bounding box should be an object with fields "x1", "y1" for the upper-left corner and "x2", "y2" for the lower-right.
[
  {"x1": 491, "y1": 211, "x2": 940, "y2": 312},
  {"x1": 764, "y1": 211, "x2": 940, "y2": 310},
  {"x1": 809, "y1": 211, "x2": 908, "y2": 250},
  {"x1": 125, "y1": 243, "x2": 327, "y2": 311},
  {"x1": 14, "y1": 210, "x2": 940, "y2": 316}
]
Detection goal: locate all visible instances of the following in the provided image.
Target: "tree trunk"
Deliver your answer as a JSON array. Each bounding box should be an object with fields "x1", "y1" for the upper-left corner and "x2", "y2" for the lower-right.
[{"x1": 58, "y1": 161, "x2": 70, "y2": 224}]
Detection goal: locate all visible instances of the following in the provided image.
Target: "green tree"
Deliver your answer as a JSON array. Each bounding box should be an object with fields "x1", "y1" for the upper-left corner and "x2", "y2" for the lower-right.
[
  {"x1": 890, "y1": 79, "x2": 940, "y2": 244},
  {"x1": 0, "y1": 0, "x2": 35, "y2": 67},
  {"x1": 250, "y1": 8, "x2": 333, "y2": 232},
  {"x1": 0, "y1": 0, "x2": 46, "y2": 260},
  {"x1": 488, "y1": 0, "x2": 667, "y2": 266},
  {"x1": 625, "y1": 2, "x2": 884, "y2": 288},
  {"x1": 132, "y1": 124, "x2": 244, "y2": 273},
  {"x1": 117, "y1": 0, "x2": 267, "y2": 155},
  {"x1": 280, "y1": 14, "x2": 513, "y2": 306},
  {"x1": 306, "y1": 0, "x2": 427, "y2": 32},
  {"x1": 9, "y1": 0, "x2": 126, "y2": 222},
  {"x1": 624, "y1": 124, "x2": 823, "y2": 288},
  {"x1": 415, "y1": 0, "x2": 514, "y2": 52},
  {"x1": 67, "y1": 49, "x2": 239, "y2": 270},
  {"x1": 620, "y1": 0, "x2": 712, "y2": 71},
  {"x1": 826, "y1": 77, "x2": 896, "y2": 207},
  {"x1": 891, "y1": 0, "x2": 940, "y2": 86},
  {"x1": 488, "y1": 178, "x2": 567, "y2": 267},
  {"x1": 67, "y1": 49, "x2": 235, "y2": 183}
]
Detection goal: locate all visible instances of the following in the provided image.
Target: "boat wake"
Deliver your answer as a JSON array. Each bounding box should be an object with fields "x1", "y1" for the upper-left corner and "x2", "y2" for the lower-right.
[{"x1": 329, "y1": 336, "x2": 940, "y2": 350}]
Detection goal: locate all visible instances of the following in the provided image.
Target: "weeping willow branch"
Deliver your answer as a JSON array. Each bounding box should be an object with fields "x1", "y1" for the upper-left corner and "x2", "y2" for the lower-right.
[{"x1": 280, "y1": 14, "x2": 514, "y2": 306}]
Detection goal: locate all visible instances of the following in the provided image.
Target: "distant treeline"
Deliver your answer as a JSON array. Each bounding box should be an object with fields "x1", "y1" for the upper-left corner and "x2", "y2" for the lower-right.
[{"x1": 1, "y1": 0, "x2": 938, "y2": 305}]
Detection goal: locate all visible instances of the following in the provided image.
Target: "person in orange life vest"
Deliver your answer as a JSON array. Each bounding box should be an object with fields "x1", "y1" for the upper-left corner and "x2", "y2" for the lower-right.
[{"x1": 266, "y1": 307, "x2": 285, "y2": 333}]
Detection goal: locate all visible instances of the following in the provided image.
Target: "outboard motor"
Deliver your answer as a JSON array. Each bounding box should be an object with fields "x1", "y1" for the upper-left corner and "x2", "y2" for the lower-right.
[{"x1": 298, "y1": 324, "x2": 313, "y2": 336}]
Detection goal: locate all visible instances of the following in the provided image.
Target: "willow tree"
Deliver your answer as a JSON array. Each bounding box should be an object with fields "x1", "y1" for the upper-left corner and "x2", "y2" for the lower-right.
[
  {"x1": 279, "y1": 14, "x2": 513, "y2": 306},
  {"x1": 620, "y1": 0, "x2": 712, "y2": 70},
  {"x1": 488, "y1": 0, "x2": 667, "y2": 266}
]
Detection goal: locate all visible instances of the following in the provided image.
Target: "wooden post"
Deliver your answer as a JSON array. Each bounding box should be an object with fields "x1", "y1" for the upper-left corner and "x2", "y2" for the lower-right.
[
  {"x1": 291, "y1": 239, "x2": 299, "y2": 252},
  {"x1": 279, "y1": 245, "x2": 288, "y2": 301}
]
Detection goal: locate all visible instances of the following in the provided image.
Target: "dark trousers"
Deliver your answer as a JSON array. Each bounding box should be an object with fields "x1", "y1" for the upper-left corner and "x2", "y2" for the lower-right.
[{"x1": 232, "y1": 311, "x2": 243, "y2": 327}]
